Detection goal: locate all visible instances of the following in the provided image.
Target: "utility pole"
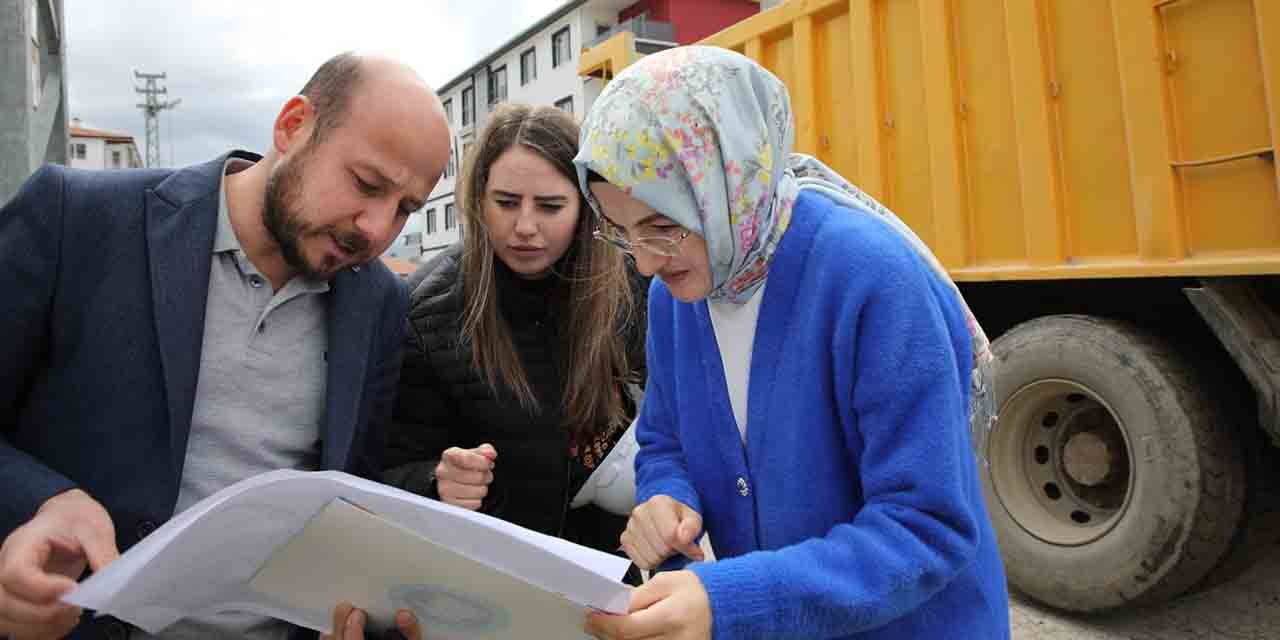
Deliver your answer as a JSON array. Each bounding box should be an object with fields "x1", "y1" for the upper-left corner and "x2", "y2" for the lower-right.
[{"x1": 134, "y1": 71, "x2": 180, "y2": 168}]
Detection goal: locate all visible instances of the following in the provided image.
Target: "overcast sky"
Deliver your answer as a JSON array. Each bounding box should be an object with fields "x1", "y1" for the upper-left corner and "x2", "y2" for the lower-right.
[{"x1": 65, "y1": 1, "x2": 567, "y2": 167}]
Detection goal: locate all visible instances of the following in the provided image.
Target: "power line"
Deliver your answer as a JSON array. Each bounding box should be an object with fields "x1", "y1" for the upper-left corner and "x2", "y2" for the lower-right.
[{"x1": 133, "y1": 70, "x2": 180, "y2": 168}]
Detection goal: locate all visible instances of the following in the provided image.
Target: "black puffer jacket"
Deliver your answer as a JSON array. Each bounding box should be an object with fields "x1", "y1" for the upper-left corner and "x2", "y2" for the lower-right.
[{"x1": 383, "y1": 244, "x2": 647, "y2": 554}]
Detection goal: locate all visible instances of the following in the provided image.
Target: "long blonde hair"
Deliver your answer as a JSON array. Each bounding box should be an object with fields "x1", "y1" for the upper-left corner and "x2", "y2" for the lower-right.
[{"x1": 457, "y1": 103, "x2": 636, "y2": 444}]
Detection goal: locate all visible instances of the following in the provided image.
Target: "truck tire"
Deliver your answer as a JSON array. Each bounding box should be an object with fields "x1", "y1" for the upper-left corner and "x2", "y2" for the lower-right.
[
  {"x1": 1191, "y1": 405, "x2": 1280, "y2": 591},
  {"x1": 981, "y1": 315, "x2": 1246, "y2": 612}
]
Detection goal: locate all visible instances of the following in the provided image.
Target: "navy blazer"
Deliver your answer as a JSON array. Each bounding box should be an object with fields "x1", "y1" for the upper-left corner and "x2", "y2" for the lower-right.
[{"x1": 0, "y1": 153, "x2": 407, "y2": 635}]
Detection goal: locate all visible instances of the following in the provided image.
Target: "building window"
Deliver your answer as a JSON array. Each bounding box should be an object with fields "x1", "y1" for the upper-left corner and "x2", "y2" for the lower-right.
[
  {"x1": 404, "y1": 232, "x2": 423, "y2": 246},
  {"x1": 488, "y1": 66, "x2": 507, "y2": 106},
  {"x1": 555, "y1": 96, "x2": 573, "y2": 115},
  {"x1": 112, "y1": 150, "x2": 122, "y2": 168},
  {"x1": 445, "y1": 203, "x2": 457, "y2": 230},
  {"x1": 443, "y1": 98, "x2": 453, "y2": 124},
  {"x1": 520, "y1": 48, "x2": 537, "y2": 86},
  {"x1": 72, "y1": 143, "x2": 86, "y2": 160},
  {"x1": 552, "y1": 26, "x2": 572, "y2": 68},
  {"x1": 426, "y1": 209, "x2": 437, "y2": 234},
  {"x1": 444, "y1": 144, "x2": 456, "y2": 179},
  {"x1": 461, "y1": 86, "x2": 475, "y2": 126}
]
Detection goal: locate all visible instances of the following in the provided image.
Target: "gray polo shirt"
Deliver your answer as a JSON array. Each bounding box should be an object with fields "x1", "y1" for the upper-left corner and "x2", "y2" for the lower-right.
[{"x1": 141, "y1": 159, "x2": 329, "y2": 640}]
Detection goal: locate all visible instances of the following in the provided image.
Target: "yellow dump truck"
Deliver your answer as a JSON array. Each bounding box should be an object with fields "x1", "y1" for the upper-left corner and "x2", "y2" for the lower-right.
[{"x1": 581, "y1": 0, "x2": 1280, "y2": 615}]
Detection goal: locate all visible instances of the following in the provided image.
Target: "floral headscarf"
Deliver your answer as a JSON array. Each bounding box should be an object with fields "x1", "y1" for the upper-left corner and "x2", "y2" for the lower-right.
[{"x1": 574, "y1": 46, "x2": 995, "y2": 441}]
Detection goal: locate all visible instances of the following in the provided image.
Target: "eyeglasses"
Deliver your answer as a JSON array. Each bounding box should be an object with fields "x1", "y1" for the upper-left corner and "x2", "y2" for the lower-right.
[
  {"x1": 582, "y1": 188, "x2": 692, "y2": 257},
  {"x1": 592, "y1": 220, "x2": 691, "y2": 258}
]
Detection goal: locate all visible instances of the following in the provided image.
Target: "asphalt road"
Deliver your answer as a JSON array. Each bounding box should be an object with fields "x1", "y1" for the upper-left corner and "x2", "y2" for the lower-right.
[{"x1": 1010, "y1": 546, "x2": 1280, "y2": 639}]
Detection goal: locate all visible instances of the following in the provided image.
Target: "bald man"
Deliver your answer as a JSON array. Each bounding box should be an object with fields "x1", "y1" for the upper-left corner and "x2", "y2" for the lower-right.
[{"x1": 0, "y1": 52, "x2": 449, "y2": 640}]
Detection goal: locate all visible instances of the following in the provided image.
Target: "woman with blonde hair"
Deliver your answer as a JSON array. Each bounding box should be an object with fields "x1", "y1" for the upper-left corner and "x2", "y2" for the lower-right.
[{"x1": 382, "y1": 103, "x2": 646, "y2": 557}]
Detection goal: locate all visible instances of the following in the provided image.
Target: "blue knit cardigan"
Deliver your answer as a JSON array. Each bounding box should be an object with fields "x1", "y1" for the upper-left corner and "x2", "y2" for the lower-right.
[{"x1": 635, "y1": 190, "x2": 1010, "y2": 639}]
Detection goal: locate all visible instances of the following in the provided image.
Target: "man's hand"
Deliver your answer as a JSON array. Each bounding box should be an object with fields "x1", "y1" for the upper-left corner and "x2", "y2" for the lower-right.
[
  {"x1": 321, "y1": 602, "x2": 421, "y2": 640},
  {"x1": 435, "y1": 444, "x2": 497, "y2": 510},
  {"x1": 0, "y1": 489, "x2": 119, "y2": 639},
  {"x1": 584, "y1": 570, "x2": 712, "y2": 640},
  {"x1": 620, "y1": 495, "x2": 704, "y2": 570}
]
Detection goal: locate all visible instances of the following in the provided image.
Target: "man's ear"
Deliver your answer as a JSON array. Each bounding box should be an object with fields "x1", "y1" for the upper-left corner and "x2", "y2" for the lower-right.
[{"x1": 272, "y1": 95, "x2": 315, "y2": 155}]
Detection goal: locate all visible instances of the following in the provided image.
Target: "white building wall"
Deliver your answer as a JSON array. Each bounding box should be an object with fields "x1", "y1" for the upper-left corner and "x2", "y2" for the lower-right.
[
  {"x1": 417, "y1": 4, "x2": 608, "y2": 262},
  {"x1": 531, "y1": 9, "x2": 588, "y2": 115},
  {"x1": 85, "y1": 138, "x2": 105, "y2": 169},
  {"x1": 421, "y1": 75, "x2": 467, "y2": 258},
  {"x1": 384, "y1": 207, "x2": 429, "y2": 259},
  {"x1": 582, "y1": 76, "x2": 605, "y2": 114},
  {"x1": 103, "y1": 142, "x2": 123, "y2": 169},
  {"x1": 68, "y1": 137, "x2": 105, "y2": 170},
  {"x1": 68, "y1": 137, "x2": 142, "y2": 170},
  {"x1": 104, "y1": 141, "x2": 141, "y2": 168},
  {"x1": 417, "y1": 199, "x2": 462, "y2": 256}
]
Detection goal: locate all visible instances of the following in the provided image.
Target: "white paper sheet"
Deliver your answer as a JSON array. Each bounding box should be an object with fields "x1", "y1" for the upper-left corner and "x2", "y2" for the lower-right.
[
  {"x1": 62, "y1": 470, "x2": 632, "y2": 635},
  {"x1": 251, "y1": 498, "x2": 603, "y2": 638}
]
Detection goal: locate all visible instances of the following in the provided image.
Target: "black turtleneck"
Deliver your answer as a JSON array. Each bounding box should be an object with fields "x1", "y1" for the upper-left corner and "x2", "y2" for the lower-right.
[{"x1": 384, "y1": 244, "x2": 645, "y2": 555}]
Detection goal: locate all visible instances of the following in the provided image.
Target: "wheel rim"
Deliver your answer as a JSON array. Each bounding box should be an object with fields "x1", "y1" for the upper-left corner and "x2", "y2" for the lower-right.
[{"x1": 988, "y1": 379, "x2": 1134, "y2": 546}]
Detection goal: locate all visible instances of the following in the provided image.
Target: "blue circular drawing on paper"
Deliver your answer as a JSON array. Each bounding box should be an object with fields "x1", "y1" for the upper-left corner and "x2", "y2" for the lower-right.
[{"x1": 388, "y1": 584, "x2": 510, "y2": 634}]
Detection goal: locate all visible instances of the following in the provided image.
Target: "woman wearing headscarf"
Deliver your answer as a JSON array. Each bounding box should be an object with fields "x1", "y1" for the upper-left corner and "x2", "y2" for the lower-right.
[{"x1": 575, "y1": 46, "x2": 1009, "y2": 640}]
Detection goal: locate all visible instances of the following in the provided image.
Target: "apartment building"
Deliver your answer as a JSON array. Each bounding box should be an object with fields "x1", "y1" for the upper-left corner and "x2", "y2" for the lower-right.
[{"x1": 385, "y1": 0, "x2": 758, "y2": 262}]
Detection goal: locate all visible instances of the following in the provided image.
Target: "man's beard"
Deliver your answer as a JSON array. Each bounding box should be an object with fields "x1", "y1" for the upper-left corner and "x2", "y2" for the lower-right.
[{"x1": 262, "y1": 150, "x2": 371, "y2": 280}]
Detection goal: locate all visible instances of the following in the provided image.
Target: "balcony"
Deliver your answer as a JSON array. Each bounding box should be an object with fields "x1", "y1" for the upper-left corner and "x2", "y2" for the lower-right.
[{"x1": 589, "y1": 15, "x2": 676, "y2": 49}]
